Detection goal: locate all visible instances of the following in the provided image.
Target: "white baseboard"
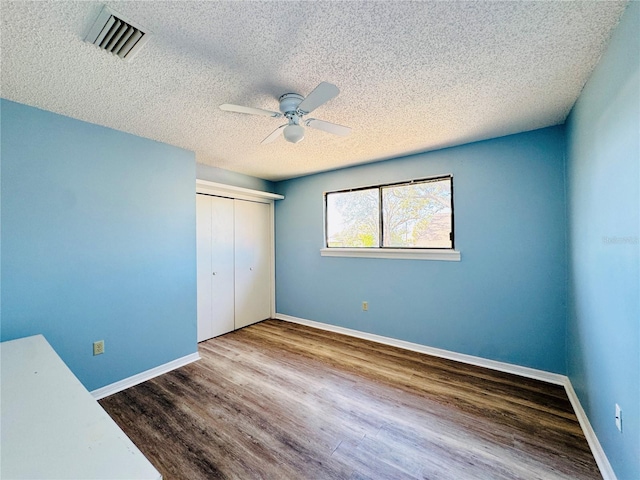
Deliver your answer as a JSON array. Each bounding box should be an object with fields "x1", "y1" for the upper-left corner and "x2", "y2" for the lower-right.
[
  {"x1": 91, "y1": 352, "x2": 200, "y2": 400},
  {"x1": 274, "y1": 313, "x2": 616, "y2": 479},
  {"x1": 274, "y1": 313, "x2": 565, "y2": 384},
  {"x1": 563, "y1": 379, "x2": 617, "y2": 480}
]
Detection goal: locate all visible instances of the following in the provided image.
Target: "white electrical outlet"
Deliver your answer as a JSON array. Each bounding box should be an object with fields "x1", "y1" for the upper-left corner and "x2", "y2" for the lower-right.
[
  {"x1": 615, "y1": 404, "x2": 622, "y2": 432},
  {"x1": 362, "y1": 301, "x2": 368, "y2": 311},
  {"x1": 93, "y1": 340, "x2": 105, "y2": 356}
]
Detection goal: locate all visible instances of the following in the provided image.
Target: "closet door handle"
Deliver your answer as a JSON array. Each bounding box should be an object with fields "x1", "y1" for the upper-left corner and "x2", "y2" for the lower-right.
[{"x1": 212, "y1": 272, "x2": 217, "y2": 275}]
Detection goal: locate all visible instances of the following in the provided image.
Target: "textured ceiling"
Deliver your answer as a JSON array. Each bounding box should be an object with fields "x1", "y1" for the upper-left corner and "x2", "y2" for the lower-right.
[{"x1": 1, "y1": 1, "x2": 628, "y2": 181}]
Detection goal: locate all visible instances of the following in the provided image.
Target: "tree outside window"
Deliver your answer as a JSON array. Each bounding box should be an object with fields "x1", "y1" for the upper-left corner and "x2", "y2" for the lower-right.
[{"x1": 325, "y1": 176, "x2": 453, "y2": 249}]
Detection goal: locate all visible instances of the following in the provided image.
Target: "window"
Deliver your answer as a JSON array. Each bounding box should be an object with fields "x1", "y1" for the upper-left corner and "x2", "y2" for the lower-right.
[
  {"x1": 326, "y1": 188, "x2": 380, "y2": 247},
  {"x1": 381, "y1": 179, "x2": 453, "y2": 248},
  {"x1": 324, "y1": 175, "x2": 456, "y2": 258}
]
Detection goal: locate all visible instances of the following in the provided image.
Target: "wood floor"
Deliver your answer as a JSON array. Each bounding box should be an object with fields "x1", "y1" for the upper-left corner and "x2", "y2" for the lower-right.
[{"x1": 100, "y1": 320, "x2": 601, "y2": 480}]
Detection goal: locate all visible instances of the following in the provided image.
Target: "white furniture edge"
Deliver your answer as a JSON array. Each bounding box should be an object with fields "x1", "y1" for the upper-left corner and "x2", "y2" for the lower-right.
[
  {"x1": 275, "y1": 313, "x2": 616, "y2": 480},
  {"x1": 196, "y1": 179, "x2": 284, "y2": 202},
  {"x1": 1, "y1": 334, "x2": 162, "y2": 480},
  {"x1": 320, "y1": 247, "x2": 461, "y2": 261},
  {"x1": 91, "y1": 352, "x2": 200, "y2": 400}
]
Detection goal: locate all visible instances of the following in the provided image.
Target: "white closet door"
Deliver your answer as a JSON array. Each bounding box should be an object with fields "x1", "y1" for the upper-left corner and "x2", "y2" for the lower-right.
[
  {"x1": 234, "y1": 199, "x2": 271, "y2": 329},
  {"x1": 196, "y1": 195, "x2": 235, "y2": 342},
  {"x1": 209, "y1": 196, "x2": 236, "y2": 337},
  {"x1": 196, "y1": 195, "x2": 213, "y2": 342}
]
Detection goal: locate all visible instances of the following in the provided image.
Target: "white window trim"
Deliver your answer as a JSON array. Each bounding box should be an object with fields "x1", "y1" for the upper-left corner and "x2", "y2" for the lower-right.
[{"x1": 320, "y1": 247, "x2": 460, "y2": 261}]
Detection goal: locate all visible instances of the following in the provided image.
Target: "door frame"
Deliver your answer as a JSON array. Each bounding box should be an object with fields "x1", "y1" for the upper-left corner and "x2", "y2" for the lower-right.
[{"x1": 196, "y1": 179, "x2": 284, "y2": 319}]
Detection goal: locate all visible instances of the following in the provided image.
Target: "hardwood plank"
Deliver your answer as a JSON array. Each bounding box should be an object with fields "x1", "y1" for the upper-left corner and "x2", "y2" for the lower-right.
[{"x1": 100, "y1": 320, "x2": 601, "y2": 480}]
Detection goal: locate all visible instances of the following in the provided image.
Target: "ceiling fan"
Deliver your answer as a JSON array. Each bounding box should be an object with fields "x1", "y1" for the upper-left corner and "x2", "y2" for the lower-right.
[{"x1": 220, "y1": 81, "x2": 351, "y2": 144}]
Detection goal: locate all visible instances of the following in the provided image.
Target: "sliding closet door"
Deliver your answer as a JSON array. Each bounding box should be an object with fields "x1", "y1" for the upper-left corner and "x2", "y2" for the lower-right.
[
  {"x1": 196, "y1": 194, "x2": 235, "y2": 342},
  {"x1": 196, "y1": 195, "x2": 213, "y2": 342},
  {"x1": 234, "y1": 199, "x2": 271, "y2": 329}
]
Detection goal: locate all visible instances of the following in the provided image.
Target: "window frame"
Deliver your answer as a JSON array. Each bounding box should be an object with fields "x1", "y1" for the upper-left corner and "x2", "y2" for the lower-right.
[{"x1": 321, "y1": 175, "x2": 460, "y2": 261}]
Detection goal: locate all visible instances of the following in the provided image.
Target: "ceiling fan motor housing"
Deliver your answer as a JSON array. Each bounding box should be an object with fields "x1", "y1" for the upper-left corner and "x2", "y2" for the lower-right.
[{"x1": 279, "y1": 93, "x2": 304, "y2": 116}]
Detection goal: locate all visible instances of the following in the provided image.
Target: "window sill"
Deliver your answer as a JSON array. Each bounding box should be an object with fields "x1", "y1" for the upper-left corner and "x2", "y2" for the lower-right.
[{"x1": 320, "y1": 248, "x2": 461, "y2": 261}]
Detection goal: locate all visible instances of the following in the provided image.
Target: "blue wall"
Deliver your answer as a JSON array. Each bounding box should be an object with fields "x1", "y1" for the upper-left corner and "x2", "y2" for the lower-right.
[
  {"x1": 275, "y1": 127, "x2": 567, "y2": 373},
  {"x1": 1, "y1": 100, "x2": 198, "y2": 391},
  {"x1": 197, "y1": 163, "x2": 276, "y2": 192},
  {"x1": 566, "y1": 2, "x2": 639, "y2": 479}
]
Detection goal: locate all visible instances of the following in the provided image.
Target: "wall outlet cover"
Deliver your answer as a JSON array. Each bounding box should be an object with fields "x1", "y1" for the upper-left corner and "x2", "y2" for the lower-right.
[{"x1": 93, "y1": 340, "x2": 105, "y2": 356}]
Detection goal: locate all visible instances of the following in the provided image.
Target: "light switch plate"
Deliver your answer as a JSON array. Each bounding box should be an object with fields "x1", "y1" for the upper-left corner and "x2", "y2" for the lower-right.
[{"x1": 615, "y1": 403, "x2": 622, "y2": 432}]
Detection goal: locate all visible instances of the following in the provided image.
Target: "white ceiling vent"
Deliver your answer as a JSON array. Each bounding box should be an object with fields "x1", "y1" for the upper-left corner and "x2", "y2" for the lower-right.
[{"x1": 84, "y1": 6, "x2": 150, "y2": 61}]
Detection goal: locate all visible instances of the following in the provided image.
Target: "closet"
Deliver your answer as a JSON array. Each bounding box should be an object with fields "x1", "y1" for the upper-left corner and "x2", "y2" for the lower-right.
[{"x1": 196, "y1": 181, "x2": 282, "y2": 342}]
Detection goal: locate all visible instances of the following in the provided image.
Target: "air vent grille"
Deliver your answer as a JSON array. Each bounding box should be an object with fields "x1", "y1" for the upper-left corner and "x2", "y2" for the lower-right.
[{"x1": 85, "y1": 6, "x2": 150, "y2": 61}]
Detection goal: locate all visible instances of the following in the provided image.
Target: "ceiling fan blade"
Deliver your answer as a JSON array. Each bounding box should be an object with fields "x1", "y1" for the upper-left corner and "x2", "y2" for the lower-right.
[
  {"x1": 220, "y1": 104, "x2": 281, "y2": 118},
  {"x1": 297, "y1": 82, "x2": 340, "y2": 114},
  {"x1": 305, "y1": 118, "x2": 351, "y2": 137},
  {"x1": 261, "y1": 124, "x2": 287, "y2": 144}
]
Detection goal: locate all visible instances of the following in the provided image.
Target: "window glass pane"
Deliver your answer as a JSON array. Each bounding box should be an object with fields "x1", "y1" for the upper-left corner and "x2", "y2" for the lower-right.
[
  {"x1": 382, "y1": 178, "x2": 452, "y2": 248},
  {"x1": 326, "y1": 189, "x2": 379, "y2": 247}
]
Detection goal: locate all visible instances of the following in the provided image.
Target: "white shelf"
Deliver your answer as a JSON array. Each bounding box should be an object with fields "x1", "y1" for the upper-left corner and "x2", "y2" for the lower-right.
[{"x1": 196, "y1": 179, "x2": 284, "y2": 202}]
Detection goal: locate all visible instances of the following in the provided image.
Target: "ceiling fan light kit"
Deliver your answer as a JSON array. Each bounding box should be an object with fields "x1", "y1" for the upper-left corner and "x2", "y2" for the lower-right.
[
  {"x1": 283, "y1": 124, "x2": 305, "y2": 144},
  {"x1": 220, "y1": 82, "x2": 351, "y2": 145}
]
